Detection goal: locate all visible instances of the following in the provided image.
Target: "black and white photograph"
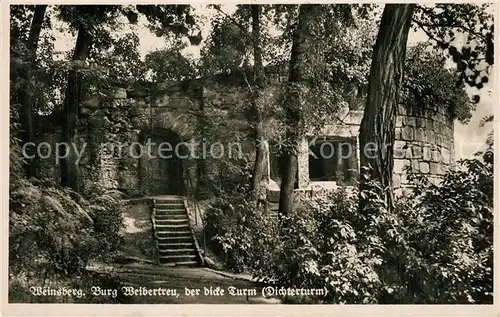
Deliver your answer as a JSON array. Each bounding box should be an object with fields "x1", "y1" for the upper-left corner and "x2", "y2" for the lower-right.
[{"x1": 6, "y1": 2, "x2": 495, "y2": 307}]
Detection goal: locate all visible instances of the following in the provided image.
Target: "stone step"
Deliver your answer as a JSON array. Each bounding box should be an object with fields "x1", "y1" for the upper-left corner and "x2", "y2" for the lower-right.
[
  {"x1": 155, "y1": 216, "x2": 189, "y2": 224},
  {"x1": 155, "y1": 212, "x2": 187, "y2": 217},
  {"x1": 159, "y1": 254, "x2": 197, "y2": 264},
  {"x1": 158, "y1": 242, "x2": 194, "y2": 249},
  {"x1": 156, "y1": 230, "x2": 192, "y2": 237},
  {"x1": 154, "y1": 204, "x2": 185, "y2": 209},
  {"x1": 151, "y1": 195, "x2": 184, "y2": 200},
  {"x1": 161, "y1": 260, "x2": 198, "y2": 267},
  {"x1": 154, "y1": 206, "x2": 186, "y2": 210},
  {"x1": 155, "y1": 202, "x2": 185, "y2": 208},
  {"x1": 152, "y1": 196, "x2": 200, "y2": 267},
  {"x1": 156, "y1": 223, "x2": 190, "y2": 228},
  {"x1": 154, "y1": 199, "x2": 184, "y2": 205},
  {"x1": 158, "y1": 248, "x2": 196, "y2": 254},
  {"x1": 154, "y1": 208, "x2": 187, "y2": 216},
  {"x1": 156, "y1": 227, "x2": 190, "y2": 234},
  {"x1": 157, "y1": 236, "x2": 193, "y2": 243},
  {"x1": 160, "y1": 254, "x2": 197, "y2": 259},
  {"x1": 154, "y1": 214, "x2": 187, "y2": 219},
  {"x1": 156, "y1": 228, "x2": 190, "y2": 234}
]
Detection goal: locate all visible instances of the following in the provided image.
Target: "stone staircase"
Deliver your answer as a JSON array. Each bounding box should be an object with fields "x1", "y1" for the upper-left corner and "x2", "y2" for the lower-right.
[{"x1": 152, "y1": 196, "x2": 201, "y2": 266}]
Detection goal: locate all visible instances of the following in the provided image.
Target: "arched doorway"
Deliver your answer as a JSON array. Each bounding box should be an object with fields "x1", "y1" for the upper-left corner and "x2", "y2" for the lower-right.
[{"x1": 139, "y1": 128, "x2": 186, "y2": 196}]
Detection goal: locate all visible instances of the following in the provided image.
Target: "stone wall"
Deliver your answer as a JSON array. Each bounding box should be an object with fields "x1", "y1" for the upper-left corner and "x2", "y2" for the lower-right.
[
  {"x1": 77, "y1": 84, "x2": 204, "y2": 197},
  {"x1": 393, "y1": 102, "x2": 455, "y2": 190},
  {"x1": 51, "y1": 73, "x2": 263, "y2": 197},
  {"x1": 37, "y1": 71, "x2": 455, "y2": 198},
  {"x1": 291, "y1": 98, "x2": 454, "y2": 194}
]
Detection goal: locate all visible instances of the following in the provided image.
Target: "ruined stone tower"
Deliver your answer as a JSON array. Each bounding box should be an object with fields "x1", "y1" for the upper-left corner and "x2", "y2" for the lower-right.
[{"x1": 37, "y1": 70, "x2": 455, "y2": 199}]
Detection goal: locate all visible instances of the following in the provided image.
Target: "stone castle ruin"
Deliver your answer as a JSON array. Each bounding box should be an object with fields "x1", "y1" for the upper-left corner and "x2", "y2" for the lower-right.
[{"x1": 37, "y1": 69, "x2": 455, "y2": 200}]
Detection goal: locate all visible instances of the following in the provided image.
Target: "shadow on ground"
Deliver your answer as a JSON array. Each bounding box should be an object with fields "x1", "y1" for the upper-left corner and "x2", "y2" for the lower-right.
[{"x1": 108, "y1": 263, "x2": 281, "y2": 304}]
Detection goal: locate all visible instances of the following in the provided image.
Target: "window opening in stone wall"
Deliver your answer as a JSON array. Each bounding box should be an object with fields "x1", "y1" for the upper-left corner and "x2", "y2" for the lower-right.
[{"x1": 308, "y1": 137, "x2": 358, "y2": 185}]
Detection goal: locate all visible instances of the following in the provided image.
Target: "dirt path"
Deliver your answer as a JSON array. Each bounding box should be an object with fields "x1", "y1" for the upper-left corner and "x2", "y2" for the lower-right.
[{"x1": 110, "y1": 263, "x2": 280, "y2": 304}]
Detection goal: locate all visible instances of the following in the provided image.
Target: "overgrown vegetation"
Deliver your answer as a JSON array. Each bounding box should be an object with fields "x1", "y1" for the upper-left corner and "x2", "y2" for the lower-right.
[
  {"x1": 204, "y1": 157, "x2": 493, "y2": 304},
  {"x1": 9, "y1": 112, "x2": 127, "y2": 303}
]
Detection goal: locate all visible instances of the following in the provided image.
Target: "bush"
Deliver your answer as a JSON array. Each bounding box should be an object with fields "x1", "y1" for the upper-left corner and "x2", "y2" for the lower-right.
[
  {"x1": 390, "y1": 158, "x2": 494, "y2": 303},
  {"x1": 86, "y1": 193, "x2": 125, "y2": 263},
  {"x1": 203, "y1": 183, "x2": 279, "y2": 273},
  {"x1": 204, "y1": 185, "x2": 382, "y2": 303},
  {"x1": 275, "y1": 188, "x2": 382, "y2": 304},
  {"x1": 9, "y1": 138, "x2": 125, "y2": 302},
  {"x1": 9, "y1": 176, "x2": 125, "y2": 275},
  {"x1": 204, "y1": 157, "x2": 493, "y2": 304}
]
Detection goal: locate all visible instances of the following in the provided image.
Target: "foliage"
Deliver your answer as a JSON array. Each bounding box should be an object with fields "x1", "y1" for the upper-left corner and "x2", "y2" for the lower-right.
[
  {"x1": 85, "y1": 30, "x2": 144, "y2": 89},
  {"x1": 87, "y1": 193, "x2": 126, "y2": 262},
  {"x1": 198, "y1": 4, "x2": 481, "y2": 142},
  {"x1": 412, "y1": 4, "x2": 494, "y2": 93},
  {"x1": 199, "y1": 8, "x2": 252, "y2": 75},
  {"x1": 10, "y1": 4, "x2": 202, "y2": 122},
  {"x1": 10, "y1": 6, "x2": 61, "y2": 118},
  {"x1": 143, "y1": 43, "x2": 198, "y2": 82},
  {"x1": 136, "y1": 5, "x2": 201, "y2": 41},
  {"x1": 203, "y1": 183, "x2": 279, "y2": 273},
  {"x1": 9, "y1": 134, "x2": 125, "y2": 300},
  {"x1": 393, "y1": 159, "x2": 493, "y2": 303},
  {"x1": 403, "y1": 43, "x2": 475, "y2": 123},
  {"x1": 276, "y1": 189, "x2": 382, "y2": 303},
  {"x1": 9, "y1": 172, "x2": 125, "y2": 275},
  {"x1": 10, "y1": 6, "x2": 36, "y2": 43},
  {"x1": 477, "y1": 114, "x2": 494, "y2": 164},
  {"x1": 206, "y1": 157, "x2": 493, "y2": 304}
]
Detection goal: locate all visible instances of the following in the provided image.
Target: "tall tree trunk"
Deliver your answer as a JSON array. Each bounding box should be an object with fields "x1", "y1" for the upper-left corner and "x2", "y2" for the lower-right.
[
  {"x1": 278, "y1": 4, "x2": 317, "y2": 219},
  {"x1": 358, "y1": 4, "x2": 415, "y2": 211},
  {"x1": 19, "y1": 5, "x2": 47, "y2": 178},
  {"x1": 60, "y1": 25, "x2": 92, "y2": 190},
  {"x1": 250, "y1": 4, "x2": 266, "y2": 201},
  {"x1": 197, "y1": 85, "x2": 209, "y2": 199}
]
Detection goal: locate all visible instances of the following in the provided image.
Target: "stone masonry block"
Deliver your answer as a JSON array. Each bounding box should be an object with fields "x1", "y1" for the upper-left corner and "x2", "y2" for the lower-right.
[
  {"x1": 415, "y1": 127, "x2": 425, "y2": 142},
  {"x1": 432, "y1": 149, "x2": 442, "y2": 162},
  {"x1": 393, "y1": 174, "x2": 401, "y2": 188},
  {"x1": 343, "y1": 110, "x2": 364, "y2": 125},
  {"x1": 394, "y1": 159, "x2": 411, "y2": 174},
  {"x1": 435, "y1": 133, "x2": 444, "y2": 146},
  {"x1": 422, "y1": 146, "x2": 432, "y2": 161},
  {"x1": 396, "y1": 116, "x2": 404, "y2": 127},
  {"x1": 404, "y1": 147, "x2": 413, "y2": 159},
  {"x1": 400, "y1": 174, "x2": 409, "y2": 184},
  {"x1": 398, "y1": 105, "x2": 407, "y2": 116},
  {"x1": 411, "y1": 159, "x2": 420, "y2": 173},
  {"x1": 426, "y1": 119, "x2": 434, "y2": 129},
  {"x1": 111, "y1": 88, "x2": 127, "y2": 99},
  {"x1": 402, "y1": 126, "x2": 414, "y2": 141},
  {"x1": 429, "y1": 162, "x2": 444, "y2": 175},
  {"x1": 446, "y1": 139, "x2": 454, "y2": 150},
  {"x1": 440, "y1": 148, "x2": 451, "y2": 164},
  {"x1": 415, "y1": 117, "x2": 424, "y2": 128},
  {"x1": 393, "y1": 140, "x2": 407, "y2": 159},
  {"x1": 434, "y1": 121, "x2": 443, "y2": 134},
  {"x1": 419, "y1": 162, "x2": 430, "y2": 174},
  {"x1": 82, "y1": 95, "x2": 101, "y2": 108},
  {"x1": 404, "y1": 116, "x2": 416, "y2": 126},
  {"x1": 425, "y1": 130, "x2": 435, "y2": 143},
  {"x1": 395, "y1": 127, "x2": 402, "y2": 140},
  {"x1": 412, "y1": 145, "x2": 422, "y2": 159}
]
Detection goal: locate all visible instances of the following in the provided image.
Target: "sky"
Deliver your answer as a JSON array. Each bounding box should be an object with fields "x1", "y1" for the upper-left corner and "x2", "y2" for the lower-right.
[{"x1": 48, "y1": 4, "x2": 494, "y2": 159}]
